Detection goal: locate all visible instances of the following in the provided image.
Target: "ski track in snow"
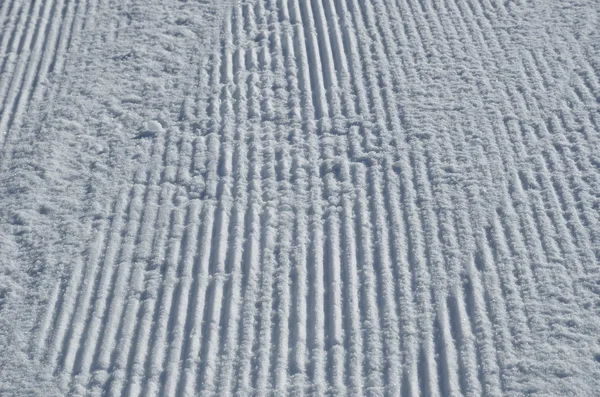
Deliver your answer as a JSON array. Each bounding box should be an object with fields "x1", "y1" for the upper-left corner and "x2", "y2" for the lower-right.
[{"x1": 1, "y1": 0, "x2": 600, "y2": 395}]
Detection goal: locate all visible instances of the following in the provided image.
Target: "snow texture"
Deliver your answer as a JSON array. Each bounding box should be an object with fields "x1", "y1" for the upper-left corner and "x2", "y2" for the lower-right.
[{"x1": 1, "y1": 0, "x2": 600, "y2": 395}]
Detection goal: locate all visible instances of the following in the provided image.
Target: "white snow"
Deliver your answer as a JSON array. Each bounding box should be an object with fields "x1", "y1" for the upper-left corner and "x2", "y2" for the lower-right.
[
  {"x1": 1, "y1": 0, "x2": 600, "y2": 396},
  {"x1": 146, "y1": 120, "x2": 164, "y2": 133}
]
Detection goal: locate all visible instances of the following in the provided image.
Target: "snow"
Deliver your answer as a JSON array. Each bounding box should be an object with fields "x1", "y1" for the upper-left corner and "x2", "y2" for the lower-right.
[
  {"x1": 1, "y1": 0, "x2": 600, "y2": 395},
  {"x1": 146, "y1": 120, "x2": 164, "y2": 133}
]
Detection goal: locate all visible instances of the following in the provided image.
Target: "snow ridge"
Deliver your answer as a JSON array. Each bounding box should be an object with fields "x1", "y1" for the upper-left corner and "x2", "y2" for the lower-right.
[{"x1": 21, "y1": 0, "x2": 600, "y2": 395}]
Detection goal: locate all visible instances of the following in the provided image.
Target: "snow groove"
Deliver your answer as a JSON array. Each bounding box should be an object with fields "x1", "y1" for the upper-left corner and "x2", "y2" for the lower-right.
[
  {"x1": 0, "y1": 0, "x2": 92, "y2": 148},
  {"x1": 30, "y1": 0, "x2": 600, "y2": 395}
]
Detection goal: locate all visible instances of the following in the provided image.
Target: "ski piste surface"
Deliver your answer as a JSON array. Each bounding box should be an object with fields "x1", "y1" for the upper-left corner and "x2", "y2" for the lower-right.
[{"x1": 1, "y1": 0, "x2": 600, "y2": 395}]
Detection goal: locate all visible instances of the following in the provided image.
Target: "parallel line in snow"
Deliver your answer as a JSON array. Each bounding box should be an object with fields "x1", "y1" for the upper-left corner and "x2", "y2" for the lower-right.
[
  {"x1": 0, "y1": 0, "x2": 19, "y2": 29},
  {"x1": 272, "y1": 127, "x2": 294, "y2": 394},
  {"x1": 106, "y1": 134, "x2": 167, "y2": 397},
  {"x1": 34, "y1": 278, "x2": 62, "y2": 362},
  {"x1": 278, "y1": 2, "x2": 310, "y2": 393},
  {"x1": 253, "y1": 4, "x2": 283, "y2": 390},
  {"x1": 233, "y1": 126, "x2": 265, "y2": 395},
  {"x1": 0, "y1": 0, "x2": 90, "y2": 146},
  {"x1": 187, "y1": 15, "x2": 236, "y2": 393},
  {"x1": 125, "y1": 181, "x2": 176, "y2": 397},
  {"x1": 353, "y1": 164, "x2": 386, "y2": 394},
  {"x1": 70, "y1": 185, "x2": 132, "y2": 393},
  {"x1": 28, "y1": 0, "x2": 600, "y2": 394},
  {"x1": 0, "y1": 0, "x2": 46, "y2": 138},
  {"x1": 0, "y1": 0, "x2": 25, "y2": 76},
  {"x1": 213, "y1": 5, "x2": 250, "y2": 394},
  {"x1": 367, "y1": 165, "x2": 404, "y2": 395},
  {"x1": 58, "y1": 216, "x2": 110, "y2": 390},
  {"x1": 142, "y1": 191, "x2": 190, "y2": 397}
]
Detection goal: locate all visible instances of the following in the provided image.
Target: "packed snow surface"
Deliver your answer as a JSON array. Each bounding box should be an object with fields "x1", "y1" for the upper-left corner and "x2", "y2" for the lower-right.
[{"x1": 1, "y1": 0, "x2": 600, "y2": 395}]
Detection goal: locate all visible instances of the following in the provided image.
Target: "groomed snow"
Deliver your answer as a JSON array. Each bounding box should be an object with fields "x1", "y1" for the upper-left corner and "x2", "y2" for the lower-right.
[{"x1": 1, "y1": 0, "x2": 600, "y2": 395}]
